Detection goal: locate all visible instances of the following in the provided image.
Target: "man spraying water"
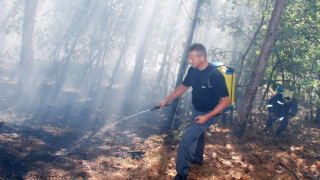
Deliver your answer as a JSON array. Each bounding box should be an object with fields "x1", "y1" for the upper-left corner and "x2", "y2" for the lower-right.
[{"x1": 158, "y1": 43, "x2": 230, "y2": 180}]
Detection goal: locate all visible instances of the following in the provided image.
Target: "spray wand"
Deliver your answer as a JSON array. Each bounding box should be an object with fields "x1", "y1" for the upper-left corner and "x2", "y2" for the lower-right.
[
  {"x1": 150, "y1": 104, "x2": 172, "y2": 111},
  {"x1": 110, "y1": 104, "x2": 173, "y2": 127}
]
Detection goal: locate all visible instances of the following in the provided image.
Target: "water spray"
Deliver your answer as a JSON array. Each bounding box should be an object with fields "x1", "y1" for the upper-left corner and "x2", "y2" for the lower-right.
[{"x1": 46, "y1": 104, "x2": 174, "y2": 164}]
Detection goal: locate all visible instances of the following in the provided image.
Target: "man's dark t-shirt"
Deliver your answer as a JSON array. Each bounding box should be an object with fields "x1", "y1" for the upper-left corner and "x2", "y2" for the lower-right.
[{"x1": 183, "y1": 64, "x2": 229, "y2": 112}]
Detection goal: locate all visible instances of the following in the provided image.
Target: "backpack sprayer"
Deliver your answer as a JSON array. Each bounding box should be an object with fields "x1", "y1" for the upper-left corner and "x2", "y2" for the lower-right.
[{"x1": 211, "y1": 61, "x2": 235, "y2": 111}]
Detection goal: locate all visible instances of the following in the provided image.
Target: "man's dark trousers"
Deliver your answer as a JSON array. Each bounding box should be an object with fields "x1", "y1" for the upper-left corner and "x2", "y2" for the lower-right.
[
  {"x1": 276, "y1": 117, "x2": 288, "y2": 135},
  {"x1": 176, "y1": 107, "x2": 217, "y2": 178},
  {"x1": 266, "y1": 114, "x2": 288, "y2": 135}
]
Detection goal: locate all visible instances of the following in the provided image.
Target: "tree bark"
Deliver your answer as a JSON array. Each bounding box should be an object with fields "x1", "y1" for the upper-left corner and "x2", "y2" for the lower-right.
[
  {"x1": 235, "y1": 0, "x2": 269, "y2": 104},
  {"x1": 18, "y1": 0, "x2": 38, "y2": 102},
  {"x1": 315, "y1": 70, "x2": 320, "y2": 123},
  {"x1": 54, "y1": 0, "x2": 93, "y2": 91},
  {"x1": 156, "y1": 1, "x2": 181, "y2": 99},
  {"x1": 316, "y1": 103, "x2": 320, "y2": 123},
  {"x1": 308, "y1": 90, "x2": 314, "y2": 121},
  {"x1": 234, "y1": 0, "x2": 287, "y2": 137},
  {"x1": 258, "y1": 54, "x2": 279, "y2": 112},
  {"x1": 107, "y1": 32, "x2": 130, "y2": 89},
  {"x1": 123, "y1": 0, "x2": 158, "y2": 114},
  {"x1": 168, "y1": 0, "x2": 202, "y2": 125},
  {"x1": 19, "y1": 0, "x2": 38, "y2": 79}
]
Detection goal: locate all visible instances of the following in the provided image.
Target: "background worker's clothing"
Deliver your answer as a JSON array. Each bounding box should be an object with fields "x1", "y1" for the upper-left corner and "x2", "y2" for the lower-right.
[
  {"x1": 276, "y1": 117, "x2": 289, "y2": 135},
  {"x1": 267, "y1": 94, "x2": 298, "y2": 118},
  {"x1": 176, "y1": 107, "x2": 217, "y2": 178},
  {"x1": 266, "y1": 115, "x2": 289, "y2": 135},
  {"x1": 266, "y1": 94, "x2": 298, "y2": 135},
  {"x1": 266, "y1": 116, "x2": 276, "y2": 130}
]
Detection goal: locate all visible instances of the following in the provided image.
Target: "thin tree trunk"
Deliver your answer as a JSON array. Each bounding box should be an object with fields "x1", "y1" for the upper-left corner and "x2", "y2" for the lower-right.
[
  {"x1": 258, "y1": 54, "x2": 280, "y2": 112},
  {"x1": 20, "y1": 0, "x2": 38, "y2": 75},
  {"x1": 309, "y1": 91, "x2": 314, "y2": 121},
  {"x1": 234, "y1": 0, "x2": 287, "y2": 137},
  {"x1": 154, "y1": 2, "x2": 182, "y2": 106},
  {"x1": 316, "y1": 104, "x2": 320, "y2": 123},
  {"x1": 275, "y1": 49, "x2": 285, "y2": 85},
  {"x1": 78, "y1": 7, "x2": 114, "y2": 90},
  {"x1": 162, "y1": 61, "x2": 172, "y2": 99},
  {"x1": 107, "y1": 33, "x2": 130, "y2": 89},
  {"x1": 54, "y1": 0, "x2": 92, "y2": 91},
  {"x1": 123, "y1": 0, "x2": 158, "y2": 114},
  {"x1": 108, "y1": 6, "x2": 138, "y2": 89},
  {"x1": 168, "y1": 0, "x2": 203, "y2": 126},
  {"x1": 235, "y1": 0, "x2": 269, "y2": 104},
  {"x1": 18, "y1": 0, "x2": 38, "y2": 101},
  {"x1": 315, "y1": 70, "x2": 320, "y2": 123}
]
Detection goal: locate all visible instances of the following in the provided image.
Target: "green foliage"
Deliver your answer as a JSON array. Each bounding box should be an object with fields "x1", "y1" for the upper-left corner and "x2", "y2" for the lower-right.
[
  {"x1": 259, "y1": 0, "x2": 320, "y2": 118},
  {"x1": 172, "y1": 121, "x2": 190, "y2": 140},
  {"x1": 218, "y1": 0, "x2": 320, "y2": 119}
]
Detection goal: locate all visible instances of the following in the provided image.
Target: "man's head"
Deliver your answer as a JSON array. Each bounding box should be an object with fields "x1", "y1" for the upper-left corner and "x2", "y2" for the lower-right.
[
  {"x1": 188, "y1": 43, "x2": 208, "y2": 70},
  {"x1": 277, "y1": 87, "x2": 284, "y2": 94},
  {"x1": 188, "y1": 43, "x2": 207, "y2": 58}
]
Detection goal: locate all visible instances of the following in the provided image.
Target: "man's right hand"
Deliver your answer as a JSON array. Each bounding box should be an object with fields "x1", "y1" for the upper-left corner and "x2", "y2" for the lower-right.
[
  {"x1": 157, "y1": 84, "x2": 189, "y2": 110},
  {"x1": 157, "y1": 100, "x2": 168, "y2": 109}
]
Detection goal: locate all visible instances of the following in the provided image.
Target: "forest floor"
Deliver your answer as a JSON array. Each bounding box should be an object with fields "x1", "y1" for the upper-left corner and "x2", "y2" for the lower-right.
[
  {"x1": 0, "y1": 71, "x2": 319, "y2": 180},
  {"x1": 0, "y1": 102, "x2": 320, "y2": 180}
]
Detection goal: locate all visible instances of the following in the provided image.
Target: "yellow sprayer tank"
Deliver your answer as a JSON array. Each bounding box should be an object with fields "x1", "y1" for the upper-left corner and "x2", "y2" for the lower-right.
[{"x1": 211, "y1": 61, "x2": 235, "y2": 111}]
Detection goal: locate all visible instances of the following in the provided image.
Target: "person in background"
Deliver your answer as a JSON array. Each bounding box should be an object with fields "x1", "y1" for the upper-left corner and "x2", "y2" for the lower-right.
[
  {"x1": 265, "y1": 87, "x2": 298, "y2": 135},
  {"x1": 158, "y1": 43, "x2": 230, "y2": 180}
]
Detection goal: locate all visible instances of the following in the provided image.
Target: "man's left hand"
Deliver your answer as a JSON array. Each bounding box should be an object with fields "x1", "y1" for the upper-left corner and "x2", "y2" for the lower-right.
[{"x1": 195, "y1": 115, "x2": 209, "y2": 124}]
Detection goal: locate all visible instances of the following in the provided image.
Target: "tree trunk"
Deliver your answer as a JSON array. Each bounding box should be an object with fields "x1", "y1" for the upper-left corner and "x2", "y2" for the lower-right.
[
  {"x1": 123, "y1": 0, "x2": 158, "y2": 114},
  {"x1": 258, "y1": 55, "x2": 280, "y2": 112},
  {"x1": 234, "y1": 0, "x2": 287, "y2": 137},
  {"x1": 156, "y1": 1, "x2": 181, "y2": 99},
  {"x1": 54, "y1": 0, "x2": 92, "y2": 92},
  {"x1": 316, "y1": 105, "x2": 320, "y2": 123},
  {"x1": 162, "y1": 60, "x2": 172, "y2": 99},
  {"x1": 308, "y1": 90, "x2": 314, "y2": 121},
  {"x1": 107, "y1": 32, "x2": 130, "y2": 89},
  {"x1": 235, "y1": 0, "x2": 268, "y2": 104},
  {"x1": 315, "y1": 70, "x2": 320, "y2": 123},
  {"x1": 168, "y1": 0, "x2": 203, "y2": 126},
  {"x1": 18, "y1": 0, "x2": 38, "y2": 100},
  {"x1": 107, "y1": 6, "x2": 139, "y2": 90}
]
